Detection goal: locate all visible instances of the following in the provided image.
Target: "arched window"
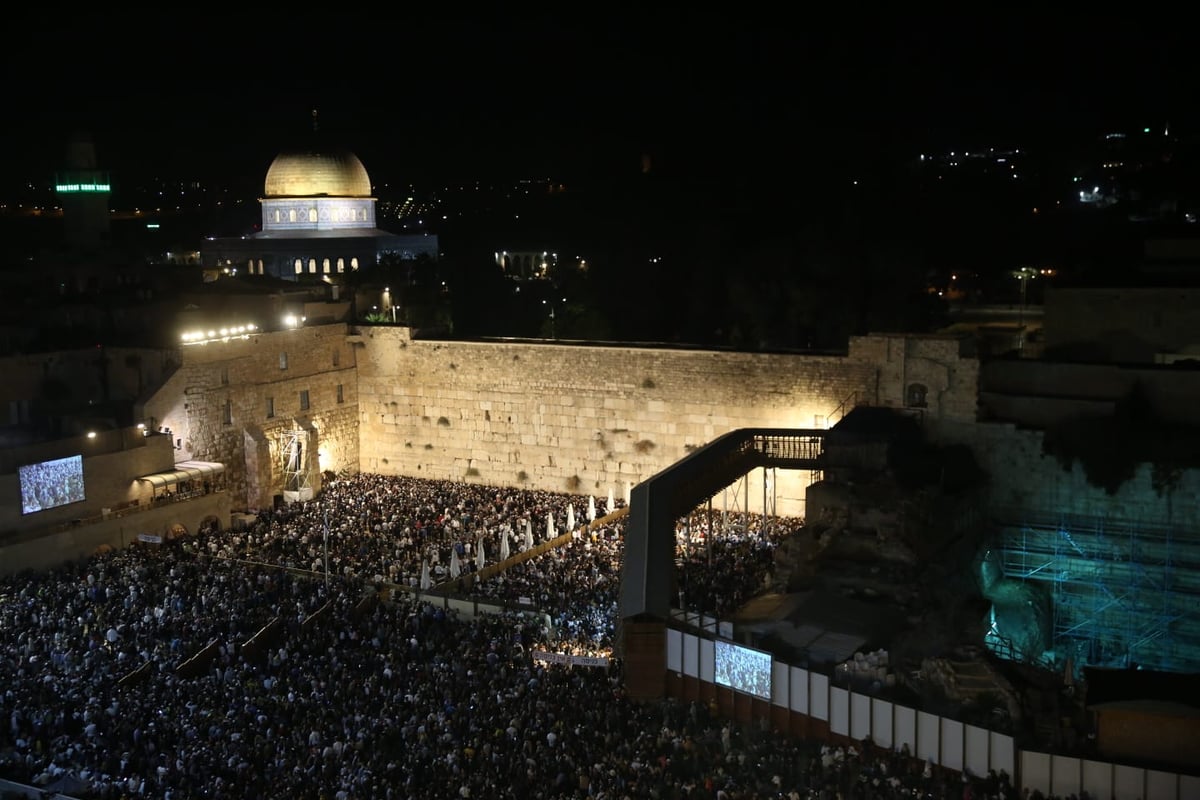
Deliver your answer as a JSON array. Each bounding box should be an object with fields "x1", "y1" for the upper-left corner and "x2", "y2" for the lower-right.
[
  {"x1": 337, "y1": 258, "x2": 345, "y2": 273},
  {"x1": 906, "y1": 383, "x2": 928, "y2": 408},
  {"x1": 323, "y1": 258, "x2": 331, "y2": 274},
  {"x1": 309, "y1": 208, "x2": 317, "y2": 223},
  {"x1": 350, "y1": 257, "x2": 359, "y2": 271},
  {"x1": 294, "y1": 259, "x2": 303, "y2": 275},
  {"x1": 273, "y1": 209, "x2": 281, "y2": 223},
  {"x1": 289, "y1": 209, "x2": 297, "y2": 223},
  {"x1": 257, "y1": 259, "x2": 264, "y2": 274},
  {"x1": 308, "y1": 259, "x2": 317, "y2": 274}
]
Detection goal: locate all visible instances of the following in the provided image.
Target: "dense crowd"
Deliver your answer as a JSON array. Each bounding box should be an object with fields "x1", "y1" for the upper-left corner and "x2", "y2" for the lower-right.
[
  {"x1": 207, "y1": 475, "x2": 618, "y2": 589},
  {"x1": 0, "y1": 473, "x2": 1035, "y2": 799}
]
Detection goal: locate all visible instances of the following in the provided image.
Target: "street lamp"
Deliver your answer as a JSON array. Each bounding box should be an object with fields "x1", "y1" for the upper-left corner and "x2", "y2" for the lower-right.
[
  {"x1": 542, "y1": 299, "x2": 556, "y2": 339},
  {"x1": 1012, "y1": 267, "x2": 1038, "y2": 353}
]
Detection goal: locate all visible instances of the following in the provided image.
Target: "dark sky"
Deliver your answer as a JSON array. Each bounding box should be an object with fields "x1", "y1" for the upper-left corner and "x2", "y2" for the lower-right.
[{"x1": 0, "y1": 12, "x2": 1189, "y2": 191}]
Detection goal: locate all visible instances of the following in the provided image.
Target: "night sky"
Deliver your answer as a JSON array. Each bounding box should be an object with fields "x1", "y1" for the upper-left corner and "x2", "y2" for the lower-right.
[{"x1": 0, "y1": 12, "x2": 1189, "y2": 192}]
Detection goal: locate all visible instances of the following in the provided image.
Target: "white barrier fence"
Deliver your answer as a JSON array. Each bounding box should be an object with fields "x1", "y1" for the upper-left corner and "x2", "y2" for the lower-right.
[{"x1": 667, "y1": 629, "x2": 1198, "y2": 800}]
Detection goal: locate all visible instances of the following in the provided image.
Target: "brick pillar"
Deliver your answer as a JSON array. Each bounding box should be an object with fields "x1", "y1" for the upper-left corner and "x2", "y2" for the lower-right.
[{"x1": 622, "y1": 619, "x2": 667, "y2": 701}]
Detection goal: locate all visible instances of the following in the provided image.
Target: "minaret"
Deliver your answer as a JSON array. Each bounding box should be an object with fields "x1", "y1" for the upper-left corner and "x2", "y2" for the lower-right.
[{"x1": 55, "y1": 132, "x2": 111, "y2": 250}]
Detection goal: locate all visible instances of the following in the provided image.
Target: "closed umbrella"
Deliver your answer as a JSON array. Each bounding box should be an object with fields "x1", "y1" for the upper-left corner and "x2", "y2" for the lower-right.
[
  {"x1": 476, "y1": 536, "x2": 486, "y2": 570},
  {"x1": 608, "y1": 487, "x2": 615, "y2": 514},
  {"x1": 566, "y1": 504, "x2": 576, "y2": 532},
  {"x1": 420, "y1": 559, "x2": 431, "y2": 590},
  {"x1": 546, "y1": 511, "x2": 556, "y2": 541},
  {"x1": 588, "y1": 495, "x2": 597, "y2": 522},
  {"x1": 523, "y1": 519, "x2": 534, "y2": 551},
  {"x1": 449, "y1": 547, "x2": 461, "y2": 579},
  {"x1": 500, "y1": 526, "x2": 510, "y2": 560}
]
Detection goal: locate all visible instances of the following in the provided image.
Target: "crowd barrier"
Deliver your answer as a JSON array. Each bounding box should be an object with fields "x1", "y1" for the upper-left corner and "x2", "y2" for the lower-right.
[{"x1": 667, "y1": 627, "x2": 1200, "y2": 800}]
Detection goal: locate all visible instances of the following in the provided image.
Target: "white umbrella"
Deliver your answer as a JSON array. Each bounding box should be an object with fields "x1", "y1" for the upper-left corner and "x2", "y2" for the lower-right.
[
  {"x1": 476, "y1": 536, "x2": 486, "y2": 570},
  {"x1": 625, "y1": 481, "x2": 632, "y2": 505},
  {"x1": 587, "y1": 495, "x2": 597, "y2": 522},
  {"x1": 523, "y1": 519, "x2": 534, "y2": 551},
  {"x1": 546, "y1": 511, "x2": 556, "y2": 541},
  {"x1": 566, "y1": 504, "x2": 576, "y2": 532},
  {"x1": 419, "y1": 559, "x2": 431, "y2": 590},
  {"x1": 500, "y1": 526, "x2": 510, "y2": 560},
  {"x1": 449, "y1": 547, "x2": 461, "y2": 579},
  {"x1": 608, "y1": 487, "x2": 615, "y2": 513}
]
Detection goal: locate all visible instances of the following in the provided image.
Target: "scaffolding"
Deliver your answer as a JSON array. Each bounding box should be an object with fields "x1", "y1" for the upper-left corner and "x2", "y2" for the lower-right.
[
  {"x1": 279, "y1": 426, "x2": 313, "y2": 495},
  {"x1": 990, "y1": 507, "x2": 1200, "y2": 674}
]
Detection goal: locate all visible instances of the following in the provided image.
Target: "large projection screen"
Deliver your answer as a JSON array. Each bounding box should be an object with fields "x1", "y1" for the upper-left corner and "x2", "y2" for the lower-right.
[
  {"x1": 714, "y1": 640, "x2": 772, "y2": 700},
  {"x1": 19, "y1": 454, "x2": 85, "y2": 514}
]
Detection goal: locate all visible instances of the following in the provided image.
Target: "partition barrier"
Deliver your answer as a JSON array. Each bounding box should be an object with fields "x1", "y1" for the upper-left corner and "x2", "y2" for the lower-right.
[
  {"x1": 668, "y1": 628, "x2": 1197, "y2": 800},
  {"x1": 174, "y1": 639, "x2": 220, "y2": 679}
]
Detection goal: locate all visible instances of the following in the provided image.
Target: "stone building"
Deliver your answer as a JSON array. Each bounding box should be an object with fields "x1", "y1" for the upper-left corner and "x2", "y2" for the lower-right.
[{"x1": 140, "y1": 324, "x2": 358, "y2": 512}]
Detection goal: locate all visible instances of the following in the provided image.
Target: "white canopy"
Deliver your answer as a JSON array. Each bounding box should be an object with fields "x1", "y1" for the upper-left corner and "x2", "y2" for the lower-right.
[{"x1": 137, "y1": 460, "x2": 225, "y2": 489}]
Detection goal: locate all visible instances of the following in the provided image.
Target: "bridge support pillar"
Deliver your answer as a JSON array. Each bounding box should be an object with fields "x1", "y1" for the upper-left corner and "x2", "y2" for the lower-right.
[{"x1": 621, "y1": 619, "x2": 666, "y2": 701}]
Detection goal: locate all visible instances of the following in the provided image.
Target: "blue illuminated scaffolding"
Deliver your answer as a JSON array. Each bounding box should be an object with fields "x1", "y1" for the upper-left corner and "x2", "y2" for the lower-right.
[{"x1": 987, "y1": 509, "x2": 1200, "y2": 674}]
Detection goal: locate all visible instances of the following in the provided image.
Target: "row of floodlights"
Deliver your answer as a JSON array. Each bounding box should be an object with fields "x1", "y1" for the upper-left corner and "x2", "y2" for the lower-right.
[{"x1": 181, "y1": 323, "x2": 258, "y2": 344}]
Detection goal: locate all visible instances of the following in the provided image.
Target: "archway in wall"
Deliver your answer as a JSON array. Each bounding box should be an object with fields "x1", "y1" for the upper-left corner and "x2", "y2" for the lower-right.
[
  {"x1": 166, "y1": 523, "x2": 189, "y2": 540},
  {"x1": 93, "y1": 543, "x2": 113, "y2": 557},
  {"x1": 199, "y1": 515, "x2": 221, "y2": 535}
]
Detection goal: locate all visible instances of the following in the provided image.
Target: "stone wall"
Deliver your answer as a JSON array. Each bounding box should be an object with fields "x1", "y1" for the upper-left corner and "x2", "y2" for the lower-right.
[
  {"x1": 1045, "y1": 286, "x2": 1200, "y2": 363},
  {"x1": 133, "y1": 325, "x2": 982, "y2": 517},
  {"x1": 847, "y1": 333, "x2": 979, "y2": 423},
  {"x1": 0, "y1": 492, "x2": 230, "y2": 576},
  {"x1": 142, "y1": 325, "x2": 359, "y2": 510},
  {"x1": 353, "y1": 328, "x2": 980, "y2": 517},
  {"x1": 980, "y1": 359, "x2": 1200, "y2": 428},
  {"x1": 934, "y1": 419, "x2": 1200, "y2": 527}
]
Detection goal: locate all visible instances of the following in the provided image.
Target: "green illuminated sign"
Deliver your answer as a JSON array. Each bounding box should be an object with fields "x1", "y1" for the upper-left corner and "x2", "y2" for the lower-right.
[{"x1": 55, "y1": 183, "x2": 111, "y2": 193}]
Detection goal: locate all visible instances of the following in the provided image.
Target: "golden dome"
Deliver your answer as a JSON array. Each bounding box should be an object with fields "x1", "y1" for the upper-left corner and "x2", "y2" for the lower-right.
[{"x1": 263, "y1": 148, "x2": 371, "y2": 198}]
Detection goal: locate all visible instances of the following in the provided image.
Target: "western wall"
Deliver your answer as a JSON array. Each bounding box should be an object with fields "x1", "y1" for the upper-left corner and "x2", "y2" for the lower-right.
[{"x1": 353, "y1": 327, "x2": 979, "y2": 517}]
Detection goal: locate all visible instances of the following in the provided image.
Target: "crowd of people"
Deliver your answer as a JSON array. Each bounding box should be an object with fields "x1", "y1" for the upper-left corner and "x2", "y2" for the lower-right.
[
  {"x1": 205, "y1": 475, "x2": 619, "y2": 589},
  {"x1": 0, "y1": 472, "x2": 1037, "y2": 799}
]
